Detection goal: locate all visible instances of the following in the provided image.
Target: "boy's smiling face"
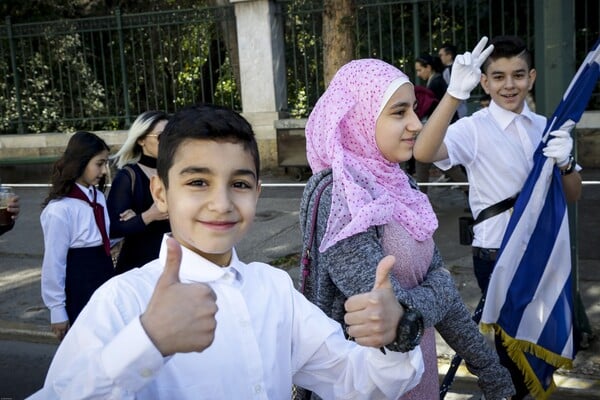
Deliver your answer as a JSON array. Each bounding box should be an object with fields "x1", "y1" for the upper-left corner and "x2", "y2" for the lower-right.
[
  {"x1": 480, "y1": 56, "x2": 536, "y2": 114},
  {"x1": 151, "y1": 139, "x2": 261, "y2": 267}
]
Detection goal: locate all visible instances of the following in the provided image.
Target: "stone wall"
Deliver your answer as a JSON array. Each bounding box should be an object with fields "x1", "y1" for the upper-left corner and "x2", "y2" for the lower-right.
[
  {"x1": 1, "y1": 110, "x2": 599, "y2": 183},
  {"x1": 0, "y1": 130, "x2": 280, "y2": 183}
]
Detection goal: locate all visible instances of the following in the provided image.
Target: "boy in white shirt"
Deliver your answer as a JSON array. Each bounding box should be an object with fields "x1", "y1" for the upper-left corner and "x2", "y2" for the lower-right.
[
  {"x1": 30, "y1": 103, "x2": 423, "y2": 399},
  {"x1": 414, "y1": 35, "x2": 582, "y2": 400}
]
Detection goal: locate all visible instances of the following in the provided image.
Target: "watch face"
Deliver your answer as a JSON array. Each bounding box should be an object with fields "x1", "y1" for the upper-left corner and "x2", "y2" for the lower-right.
[{"x1": 384, "y1": 306, "x2": 424, "y2": 352}]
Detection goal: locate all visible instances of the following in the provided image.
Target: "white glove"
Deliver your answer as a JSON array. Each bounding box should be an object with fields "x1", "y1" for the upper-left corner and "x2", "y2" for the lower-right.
[
  {"x1": 542, "y1": 130, "x2": 573, "y2": 166},
  {"x1": 447, "y1": 37, "x2": 495, "y2": 100}
]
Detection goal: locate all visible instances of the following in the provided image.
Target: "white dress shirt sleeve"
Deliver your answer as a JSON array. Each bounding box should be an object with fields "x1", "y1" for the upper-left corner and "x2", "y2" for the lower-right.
[
  {"x1": 40, "y1": 205, "x2": 71, "y2": 323},
  {"x1": 291, "y1": 290, "x2": 424, "y2": 399}
]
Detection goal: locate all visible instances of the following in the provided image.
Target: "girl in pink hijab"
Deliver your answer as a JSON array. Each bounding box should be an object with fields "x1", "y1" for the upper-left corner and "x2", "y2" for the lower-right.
[{"x1": 299, "y1": 58, "x2": 515, "y2": 400}]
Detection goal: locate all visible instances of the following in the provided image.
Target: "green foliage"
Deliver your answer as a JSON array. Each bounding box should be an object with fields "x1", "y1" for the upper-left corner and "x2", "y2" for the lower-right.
[
  {"x1": 0, "y1": 28, "x2": 105, "y2": 133},
  {"x1": 0, "y1": 5, "x2": 239, "y2": 133}
]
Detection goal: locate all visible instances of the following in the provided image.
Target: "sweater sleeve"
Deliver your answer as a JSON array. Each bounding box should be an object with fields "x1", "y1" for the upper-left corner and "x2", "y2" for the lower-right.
[{"x1": 107, "y1": 167, "x2": 147, "y2": 238}]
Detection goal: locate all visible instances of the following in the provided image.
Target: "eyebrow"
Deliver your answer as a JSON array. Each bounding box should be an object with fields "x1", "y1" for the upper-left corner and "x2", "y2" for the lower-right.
[
  {"x1": 490, "y1": 68, "x2": 527, "y2": 76},
  {"x1": 388, "y1": 101, "x2": 412, "y2": 110},
  {"x1": 179, "y1": 166, "x2": 257, "y2": 180}
]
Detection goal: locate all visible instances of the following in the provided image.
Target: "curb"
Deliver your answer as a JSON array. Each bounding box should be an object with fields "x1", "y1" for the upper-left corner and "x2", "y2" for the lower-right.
[{"x1": 0, "y1": 320, "x2": 57, "y2": 345}]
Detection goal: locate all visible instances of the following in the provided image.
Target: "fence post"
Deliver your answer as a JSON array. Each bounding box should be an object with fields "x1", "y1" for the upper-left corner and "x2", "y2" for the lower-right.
[
  {"x1": 5, "y1": 17, "x2": 24, "y2": 134},
  {"x1": 411, "y1": 2, "x2": 420, "y2": 84},
  {"x1": 115, "y1": 8, "x2": 131, "y2": 126},
  {"x1": 229, "y1": 0, "x2": 288, "y2": 169}
]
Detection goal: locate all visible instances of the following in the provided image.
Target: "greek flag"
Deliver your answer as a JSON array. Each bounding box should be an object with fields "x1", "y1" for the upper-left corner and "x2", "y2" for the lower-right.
[{"x1": 480, "y1": 38, "x2": 600, "y2": 399}]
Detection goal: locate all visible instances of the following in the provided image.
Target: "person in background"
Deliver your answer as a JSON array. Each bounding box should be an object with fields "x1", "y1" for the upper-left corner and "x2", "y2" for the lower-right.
[
  {"x1": 0, "y1": 190, "x2": 20, "y2": 235},
  {"x1": 414, "y1": 54, "x2": 468, "y2": 198},
  {"x1": 107, "y1": 111, "x2": 171, "y2": 274},
  {"x1": 40, "y1": 131, "x2": 115, "y2": 341},
  {"x1": 299, "y1": 55, "x2": 514, "y2": 399},
  {"x1": 439, "y1": 43, "x2": 468, "y2": 118},
  {"x1": 30, "y1": 104, "x2": 424, "y2": 399},
  {"x1": 415, "y1": 54, "x2": 447, "y2": 101},
  {"x1": 408, "y1": 85, "x2": 438, "y2": 193}
]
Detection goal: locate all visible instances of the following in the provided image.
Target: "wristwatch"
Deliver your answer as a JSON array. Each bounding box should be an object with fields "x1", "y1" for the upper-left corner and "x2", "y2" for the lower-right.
[
  {"x1": 383, "y1": 304, "x2": 424, "y2": 353},
  {"x1": 560, "y1": 155, "x2": 576, "y2": 176}
]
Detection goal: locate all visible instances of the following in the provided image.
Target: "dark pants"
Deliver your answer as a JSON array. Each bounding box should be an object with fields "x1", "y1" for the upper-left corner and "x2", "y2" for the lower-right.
[{"x1": 473, "y1": 250, "x2": 530, "y2": 399}]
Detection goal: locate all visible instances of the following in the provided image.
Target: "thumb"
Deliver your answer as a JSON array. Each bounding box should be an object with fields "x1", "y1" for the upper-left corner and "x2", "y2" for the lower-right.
[
  {"x1": 157, "y1": 237, "x2": 183, "y2": 288},
  {"x1": 373, "y1": 255, "x2": 396, "y2": 290}
]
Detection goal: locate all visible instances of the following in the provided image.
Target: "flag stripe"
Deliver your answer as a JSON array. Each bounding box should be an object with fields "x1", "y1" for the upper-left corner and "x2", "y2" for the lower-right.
[
  {"x1": 535, "y1": 275, "x2": 573, "y2": 357},
  {"x1": 498, "y1": 164, "x2": 566, "y2": 337}
]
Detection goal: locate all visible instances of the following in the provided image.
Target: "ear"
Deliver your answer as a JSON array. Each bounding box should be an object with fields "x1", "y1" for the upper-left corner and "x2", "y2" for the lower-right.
[
  {"x1": 255, "y1": 180, "x2": 262, "y2": 204},
  {"x1": 150, "y1": 175, "x2": 168, "y2": 213},
  {"x1": 480, "y1": 74, "x2": 490, "y2": 94},
  {"x1": 528, "y1": 68, "x2": 537, "y2": 91}
]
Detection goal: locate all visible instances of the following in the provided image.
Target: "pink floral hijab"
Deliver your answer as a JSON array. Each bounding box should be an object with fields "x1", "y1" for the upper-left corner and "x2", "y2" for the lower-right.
[{"x1": 306, "y1": 58, "x2": 438, "y2": 252}]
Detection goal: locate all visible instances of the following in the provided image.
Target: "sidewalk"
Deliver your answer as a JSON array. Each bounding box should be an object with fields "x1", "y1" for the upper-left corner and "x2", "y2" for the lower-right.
[{"x1": 0, "y1": 169, "x2": 598, "y2": 397}]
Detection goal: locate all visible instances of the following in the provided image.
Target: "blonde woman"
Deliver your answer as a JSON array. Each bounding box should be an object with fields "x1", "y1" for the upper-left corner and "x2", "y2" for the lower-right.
[{"x1": 107, "y1": 111, "x2": 171, "y2": 273}]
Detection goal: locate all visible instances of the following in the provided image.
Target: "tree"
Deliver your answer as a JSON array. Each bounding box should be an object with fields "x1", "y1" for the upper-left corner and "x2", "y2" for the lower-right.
[{"x1": 322, "y1": 0, "x2": 355, "y2": 86}]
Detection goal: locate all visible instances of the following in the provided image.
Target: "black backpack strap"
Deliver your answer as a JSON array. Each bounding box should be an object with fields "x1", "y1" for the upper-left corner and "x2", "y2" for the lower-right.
[{"x1": 473, "y1": 193, "x2": 519, "y2": 226}]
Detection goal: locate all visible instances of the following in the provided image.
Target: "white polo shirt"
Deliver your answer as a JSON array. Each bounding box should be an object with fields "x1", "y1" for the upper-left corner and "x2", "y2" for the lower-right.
[{"x1": 435, "y1": 101, "x2": 546, "y2": 249}]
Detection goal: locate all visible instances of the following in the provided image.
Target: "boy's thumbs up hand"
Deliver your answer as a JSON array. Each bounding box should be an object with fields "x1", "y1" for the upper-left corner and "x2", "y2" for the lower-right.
[
  {"x1": 141, "y1": 237, "x2": 218, "y2": 356},
  {"x1": 344, "y1": 256, "x2": 404, "y2": 348}
]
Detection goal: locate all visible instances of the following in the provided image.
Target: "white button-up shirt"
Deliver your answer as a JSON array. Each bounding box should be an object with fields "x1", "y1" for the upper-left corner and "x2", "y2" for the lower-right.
[
  {"x1": 40, "y1": 183, "x2": 111, "y2": 323},
  {"x1": 30, "y1": 235, "x2": 423, "y2": 399},
  {"x1": 435, "y1": 101, "x2": 546, "y2": 248}
]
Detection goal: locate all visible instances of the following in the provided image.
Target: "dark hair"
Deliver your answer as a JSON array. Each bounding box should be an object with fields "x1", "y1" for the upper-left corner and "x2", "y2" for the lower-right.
[
  {"x1": 482, "y1": 35, "x2": 533, "y2": 73},
  {"x1": 416, "y1": 54, "x2": 445, "y2": 74},
  {"x1": 157, "y1": 103, "x2": 260, "y2": 188},
  {"x1": 440, "y1": 43, "x2": 457, "y2": 59},
  {"x1": 43, "y1": 131, "x2": 110, "y2": 207}
]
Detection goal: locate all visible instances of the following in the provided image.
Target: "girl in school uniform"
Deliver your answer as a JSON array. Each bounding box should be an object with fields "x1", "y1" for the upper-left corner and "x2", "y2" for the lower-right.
[{"x1": 40, "y1": 131, "x2": 115, "y2": 341}]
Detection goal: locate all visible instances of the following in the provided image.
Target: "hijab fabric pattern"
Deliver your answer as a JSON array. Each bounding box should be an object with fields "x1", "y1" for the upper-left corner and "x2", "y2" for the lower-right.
[{"x1": 306, "y1": 59, "x2": 438, "y2": 252}]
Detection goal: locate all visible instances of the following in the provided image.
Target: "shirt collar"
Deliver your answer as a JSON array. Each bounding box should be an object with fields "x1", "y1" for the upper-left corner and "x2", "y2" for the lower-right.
[
  {"x1": 489, "y1": 99, "x2": 535, "y2": 131},
  {"x1": 75, "y1": 182, "x2": 95, "y2": 202},
  {"x1": 157, "y1": 234, "x2": 244, "y2": 285}
]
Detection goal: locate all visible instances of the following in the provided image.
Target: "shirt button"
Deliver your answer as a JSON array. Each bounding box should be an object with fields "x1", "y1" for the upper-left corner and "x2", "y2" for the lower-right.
[
  {"x1": 254, "y1": 384, "x2": 262, "y2": 394},
  {"x1": 140, "y1": 368, "x2": 153, "y2": 378}
]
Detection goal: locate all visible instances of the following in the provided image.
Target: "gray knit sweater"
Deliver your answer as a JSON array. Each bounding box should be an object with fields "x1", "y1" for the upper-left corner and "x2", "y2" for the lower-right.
[{"x1": 299, "y1": 169, "x2": 514, "y2": 399}]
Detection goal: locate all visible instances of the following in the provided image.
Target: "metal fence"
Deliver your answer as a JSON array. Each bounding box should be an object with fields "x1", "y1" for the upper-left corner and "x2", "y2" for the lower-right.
[
  {"x1": 1, "y1": 1, "x2": 598, "y2": 134},
  {"x1": 279, "y1": 0, "x2": 600, "y2": 117},
  {"x1": 0, "y1": 6, "x2": 237, "y2": 134}
]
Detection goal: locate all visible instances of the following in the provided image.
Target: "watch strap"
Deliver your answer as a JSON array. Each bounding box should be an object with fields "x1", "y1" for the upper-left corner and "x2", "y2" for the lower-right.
[{"x1": 383, "y1": 304, "x2": 424, "y2": 353}]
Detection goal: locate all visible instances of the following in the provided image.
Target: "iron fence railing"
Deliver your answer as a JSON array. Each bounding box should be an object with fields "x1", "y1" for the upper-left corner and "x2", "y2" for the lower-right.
[
  {"x1": 0, "y1": 5, "x2": 238, "y2": 134},
  {"x1": 279, "y1": 0, "x2": 600, "y2": 118},
  {"x1": 1, "y1": 1, "x2": 598, "y2": 133}
]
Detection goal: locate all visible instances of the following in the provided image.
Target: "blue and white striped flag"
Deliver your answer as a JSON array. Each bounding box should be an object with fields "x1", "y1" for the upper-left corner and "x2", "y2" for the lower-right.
[{"x1": 481, "y1": 38, "x2": 600, "y2": 399}]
